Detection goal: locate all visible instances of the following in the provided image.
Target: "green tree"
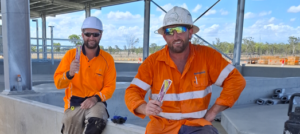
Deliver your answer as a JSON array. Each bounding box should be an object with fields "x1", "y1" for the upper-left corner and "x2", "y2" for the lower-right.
[
  {"x1": 53, "y1": 43, "x2": 61, "y2": 52},
  {"x1": 115, "y1": 45, "x2": 120, "y2": 54},
  {"x1": 68, "y1": 34, "x2": 82, "y2": 46},
  {"x1": 125, "y1": 35, "x2": 139, "y2": 56},
  {"x1": 31, "y1": 45, "x2": 37, "y2": 52},
  {"x1": 150, "y1": 43, "x2": 158, "y2": 54},
  {"x1": 288, "y1": 36, "x2": 299, "y2": 55},
  {"x1": 243, "y1": 37, "x2": 255, "y2": 57},
  {"x1": 100, "y1": 45, "x2": 104, "y2": 50},
  {"x1": 108, "y1": 46, "x2": 113, "y2": 54},
  {"x1": 135, "y1": 47, "x2": 143, "y2": 55}
]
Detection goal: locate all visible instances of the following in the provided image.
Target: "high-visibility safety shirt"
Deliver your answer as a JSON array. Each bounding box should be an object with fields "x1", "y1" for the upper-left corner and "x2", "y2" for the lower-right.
[
  {"x1": 54, "y1": 45, "x2": 116, "y2": 111},
  {"x1": 125, "y1": 42, "x2": 246, "y2": 134}
]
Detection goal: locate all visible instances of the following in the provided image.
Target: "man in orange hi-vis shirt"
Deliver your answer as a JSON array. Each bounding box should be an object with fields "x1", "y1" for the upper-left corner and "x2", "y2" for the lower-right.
[
  {"x1": 54, "y1": 17, "x2": 116, "y2": 134},
  {"x1": 125, "y1": 6, "x2": 246, "y2": 134}
]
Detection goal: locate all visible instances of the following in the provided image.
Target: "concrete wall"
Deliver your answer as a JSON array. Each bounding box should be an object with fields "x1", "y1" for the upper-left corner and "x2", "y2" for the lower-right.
[
  {"x1": 209, "y1": 77, "x2": 300, "y2": 106},
  {"x1": 0, "y1": 61, "x2": 141, "y2": 74},
  {"x1": 0, "y1": 60, "x2": 299, "y2": 78},
  {"x1": 0, "y1": 94, "x2": 145, "y2": 134},
  {"x1": 241, "y1": 66, "x2": 300, "y2": 77}
]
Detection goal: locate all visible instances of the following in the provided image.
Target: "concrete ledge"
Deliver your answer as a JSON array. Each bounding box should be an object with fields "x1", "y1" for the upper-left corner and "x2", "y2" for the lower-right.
[
  {"x1": 0, "y1": 94, "x2": 145, "y2": 134},
  {"x1": 221, "y1": 104, "x2": 289, "y2": 134}
]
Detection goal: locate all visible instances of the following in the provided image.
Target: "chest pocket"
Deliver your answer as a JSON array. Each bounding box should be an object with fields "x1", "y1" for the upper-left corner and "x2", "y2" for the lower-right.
[
  {"x1": 94, "y1": 69, "x2": 104, "y2": 84},
  {"x1": 192, "y1": 73, "x2": 208, "y2": 89}
]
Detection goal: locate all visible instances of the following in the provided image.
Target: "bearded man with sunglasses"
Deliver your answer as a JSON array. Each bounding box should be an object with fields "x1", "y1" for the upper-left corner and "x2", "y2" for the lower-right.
[
  {"x1": 125, "y1": 6, "x2": 246, "y2": 134},
  {"x1": 54, "y1": 17, "x2": 116, "y2": 134}
]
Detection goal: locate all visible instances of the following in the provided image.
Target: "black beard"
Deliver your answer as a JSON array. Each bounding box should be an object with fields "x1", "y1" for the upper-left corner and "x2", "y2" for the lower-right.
[
  {"x1": 84, "y1": 40, "x2": 99, "y2": 49},
  {"x1": 168, "y1": 39, "x2": 189, "y2": 53}
]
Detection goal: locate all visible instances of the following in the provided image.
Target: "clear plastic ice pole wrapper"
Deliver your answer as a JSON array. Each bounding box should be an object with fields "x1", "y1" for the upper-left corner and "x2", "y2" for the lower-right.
[
  {"x1": 156, "y1": 79, "x2": 172, "y2": 103},
  {"x1": 75, "y1": 45, "x2": 82, "y2": 73}
]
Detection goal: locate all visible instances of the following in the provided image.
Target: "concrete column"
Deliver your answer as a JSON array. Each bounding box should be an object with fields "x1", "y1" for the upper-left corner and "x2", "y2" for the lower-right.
[
  {"x1": 85, "y1": 3, "x2": 91, "y2": 18},
  {"x1": 143, "y1": 0, "x2": 150, "y2": 60},
  {"x1": 41, "y1": 14, "x2": 47, "y2": 60},
  {"x1": 1, "y1": 0, "x2": 32, "y2": 93},
  {"x1": 233, "y1": 0, "x2": 245, "y2": 66}
]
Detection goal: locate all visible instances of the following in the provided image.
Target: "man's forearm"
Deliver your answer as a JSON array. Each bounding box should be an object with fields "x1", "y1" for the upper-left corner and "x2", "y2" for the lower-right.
[
  {"x1": 204, "y1": 104, "x2": 228, "y2": 122},
  {"x1": 134, "y1": 103, "x2": 146, "y2": 115}
]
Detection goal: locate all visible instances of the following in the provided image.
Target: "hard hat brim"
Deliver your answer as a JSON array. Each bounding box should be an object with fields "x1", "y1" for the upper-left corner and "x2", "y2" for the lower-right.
[{"x1": 157, "y1": 24, "x2": 200, "y2": 35}]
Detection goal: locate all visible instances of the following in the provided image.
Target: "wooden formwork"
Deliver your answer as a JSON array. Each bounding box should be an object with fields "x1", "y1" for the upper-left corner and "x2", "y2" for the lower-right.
[
  {"x1": 287, "y1": 56, "x2": 299, "y2": 65},
  {"x1": 260, "y1": 56, "x2": 279, "y2": 59},
  {"x1": 268, "y1": 58, "x2": 287, "y2": 65},
  {"x1": 257, "y1": 59, "x2": 268, "y2": 64}
]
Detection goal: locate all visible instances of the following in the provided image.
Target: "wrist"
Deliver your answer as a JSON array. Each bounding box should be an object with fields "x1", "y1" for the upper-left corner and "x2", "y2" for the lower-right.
[
  {"x1": 91, "y1": 96, "x2": 98, "y2": 102},
  {"x1": 69, "y1": 71, "x2": 75, "y2": 76}
]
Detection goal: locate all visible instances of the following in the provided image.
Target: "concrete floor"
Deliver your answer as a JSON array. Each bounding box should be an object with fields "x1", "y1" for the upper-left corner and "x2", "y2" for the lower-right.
[{"x1": 221, "y1": 104, "x2": 295, "y2": 134}]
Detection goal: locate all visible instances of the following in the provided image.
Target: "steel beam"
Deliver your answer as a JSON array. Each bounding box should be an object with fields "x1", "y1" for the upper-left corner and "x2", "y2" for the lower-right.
[
  {"x1": 143, "y1": 0, "x2": 150, "y2": 60},
  {"x1": 41, "y1": 13, "x2": 47, "y2": 60},
  {"x1": 44, "y1": 9, "x2": 80, "y2": 16},
  {"x1": 34, "y1": 5, "x2": 66, "y2": 12},
  {"x1": 32, "y1": 19, "x2": 40, "y2": 60},
  {"x1": 39, "y1": 0, "x2": 85, "y2": 9},
  {"x1": 30, "y1": 10, "x2": 41, "y2": 17},
  {"x1": 233, "y1": 0, "x2": 245, "y2": 66},
  {"x1": 85, "y1": 3, "x2": 91, "y2": 18},
  {"x1": 49, "y1": 26, "x2": 54, "y2": 65},
  {"x1": 1, "y1": 0, "x2": 32, "y2": 93},
  {"x1": 91, "y1": 0, "x2": 139, "y2": 8},
  {"x1": 30, "y1": 3, "x2": 52, "y2": 9}
]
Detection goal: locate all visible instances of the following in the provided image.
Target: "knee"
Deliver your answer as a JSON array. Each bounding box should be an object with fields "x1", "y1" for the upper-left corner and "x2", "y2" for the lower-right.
[{"x1": 84, "y1": 117, "x2": 107, "y2": 134}]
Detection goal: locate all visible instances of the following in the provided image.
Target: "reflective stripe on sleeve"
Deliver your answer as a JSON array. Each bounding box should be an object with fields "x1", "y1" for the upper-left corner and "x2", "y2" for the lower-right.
[
  {"x1": 131, "y1": 78, "x2": 150, "y2": 91},
  {"x1": 214, "y1": 64, "x2": 235, "y2": 86}
]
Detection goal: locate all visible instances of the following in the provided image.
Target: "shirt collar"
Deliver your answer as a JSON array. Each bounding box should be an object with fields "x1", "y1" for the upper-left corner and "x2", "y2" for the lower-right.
[{"x1": 82, "y1": 44, "x2": 100, "y2": 57}]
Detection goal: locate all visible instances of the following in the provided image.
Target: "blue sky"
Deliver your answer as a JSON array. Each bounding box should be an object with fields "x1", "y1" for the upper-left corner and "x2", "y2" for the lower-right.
[{"x1": 28, "y1": 0, "x2": 300, "y2": 48}]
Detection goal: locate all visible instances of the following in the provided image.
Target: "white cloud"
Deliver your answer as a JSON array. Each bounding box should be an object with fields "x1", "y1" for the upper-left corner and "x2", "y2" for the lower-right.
[
  {"x1": 45, "y1": 12, "x2": 85, "y2": 38},
  {"x1": 202, "y1": 24, "x2": 220, "y2": 35},
  {"x1": 156, "y1": 3, "x2": 173, "y2": 12},
  {"x1": 205, "y1": 10, "x2": 217, "y2": 16},
  {"x1": 180, "y1": 3, "x2": 188, "y2": 10},
  {"x1": 220, "y1": 9, "x2": 228, "y2": 15},
  {"x1": 259, "y1": 11, "x2": 272, "y2": 16},
  {"x1": 192, "y1": 4, "x2": 202, "y2": 12},
  {"x1": 156, "y1": 3, "x2": 188, "y2": 12},
  {"x1": 287, "y1": 5, "x2": 300, "y2": 13},
  {"x1": 243, "y1": 19, "x2": 300, "y2": 43},
  {"x1": 107, "y1": 11, "x2": 141, "y2": 20},
  {"x1": 268, "y1": 17, "x2": 275, "y2": 23},
  {"x1": 92, "y1": 10, "x2": 101, "y2": 17},
  {"x1": 244, "y1": 12, "x2": 255, "y2": 19},
  {"x1": 290, "y1": 18, "x2": 296, "y2": 22}
]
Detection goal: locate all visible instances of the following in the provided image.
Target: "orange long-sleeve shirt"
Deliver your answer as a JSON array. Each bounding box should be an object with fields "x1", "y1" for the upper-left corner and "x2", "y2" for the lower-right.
[
  {"x1": 125, "y1": 43, "x2": 246, "y2": 134},
  {"x1": 54, "y1": 46, "x2": 116, "y2": 111}
]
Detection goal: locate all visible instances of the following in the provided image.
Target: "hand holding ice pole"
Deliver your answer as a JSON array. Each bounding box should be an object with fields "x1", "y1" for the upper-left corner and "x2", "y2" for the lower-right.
[
  {"x1": 156, "y1": 80, "x2": 172, "y2": 103},
  {"x1": 75, "y1": 45, "x2": 82, "y2": 73}
]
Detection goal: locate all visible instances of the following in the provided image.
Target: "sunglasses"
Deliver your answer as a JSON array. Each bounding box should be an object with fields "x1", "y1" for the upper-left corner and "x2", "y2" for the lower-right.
[
  {"x1": 164, "y1": 26, "x2": 188, "y2": 35},
  {"x1": 84, "y1": 32, "x2": 101, "y2": 37}
]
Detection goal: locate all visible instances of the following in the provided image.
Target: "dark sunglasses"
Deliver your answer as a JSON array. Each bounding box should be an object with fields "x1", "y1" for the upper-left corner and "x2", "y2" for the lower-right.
[
  {"x1": 84, "y1": 32, "x2": 101, "y2": 37},
  {"x1": 164, "y1": 26, "x2": 188, "y2": 35}
]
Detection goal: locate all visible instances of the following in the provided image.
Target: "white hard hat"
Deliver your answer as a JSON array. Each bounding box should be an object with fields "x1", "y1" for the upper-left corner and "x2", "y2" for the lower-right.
[
  {"x1": 81, "y1": 16, "x2": 103, "y2": 31},
  {"x1": 157, "y1": 6, "x2": 199, "y2": 35}
]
